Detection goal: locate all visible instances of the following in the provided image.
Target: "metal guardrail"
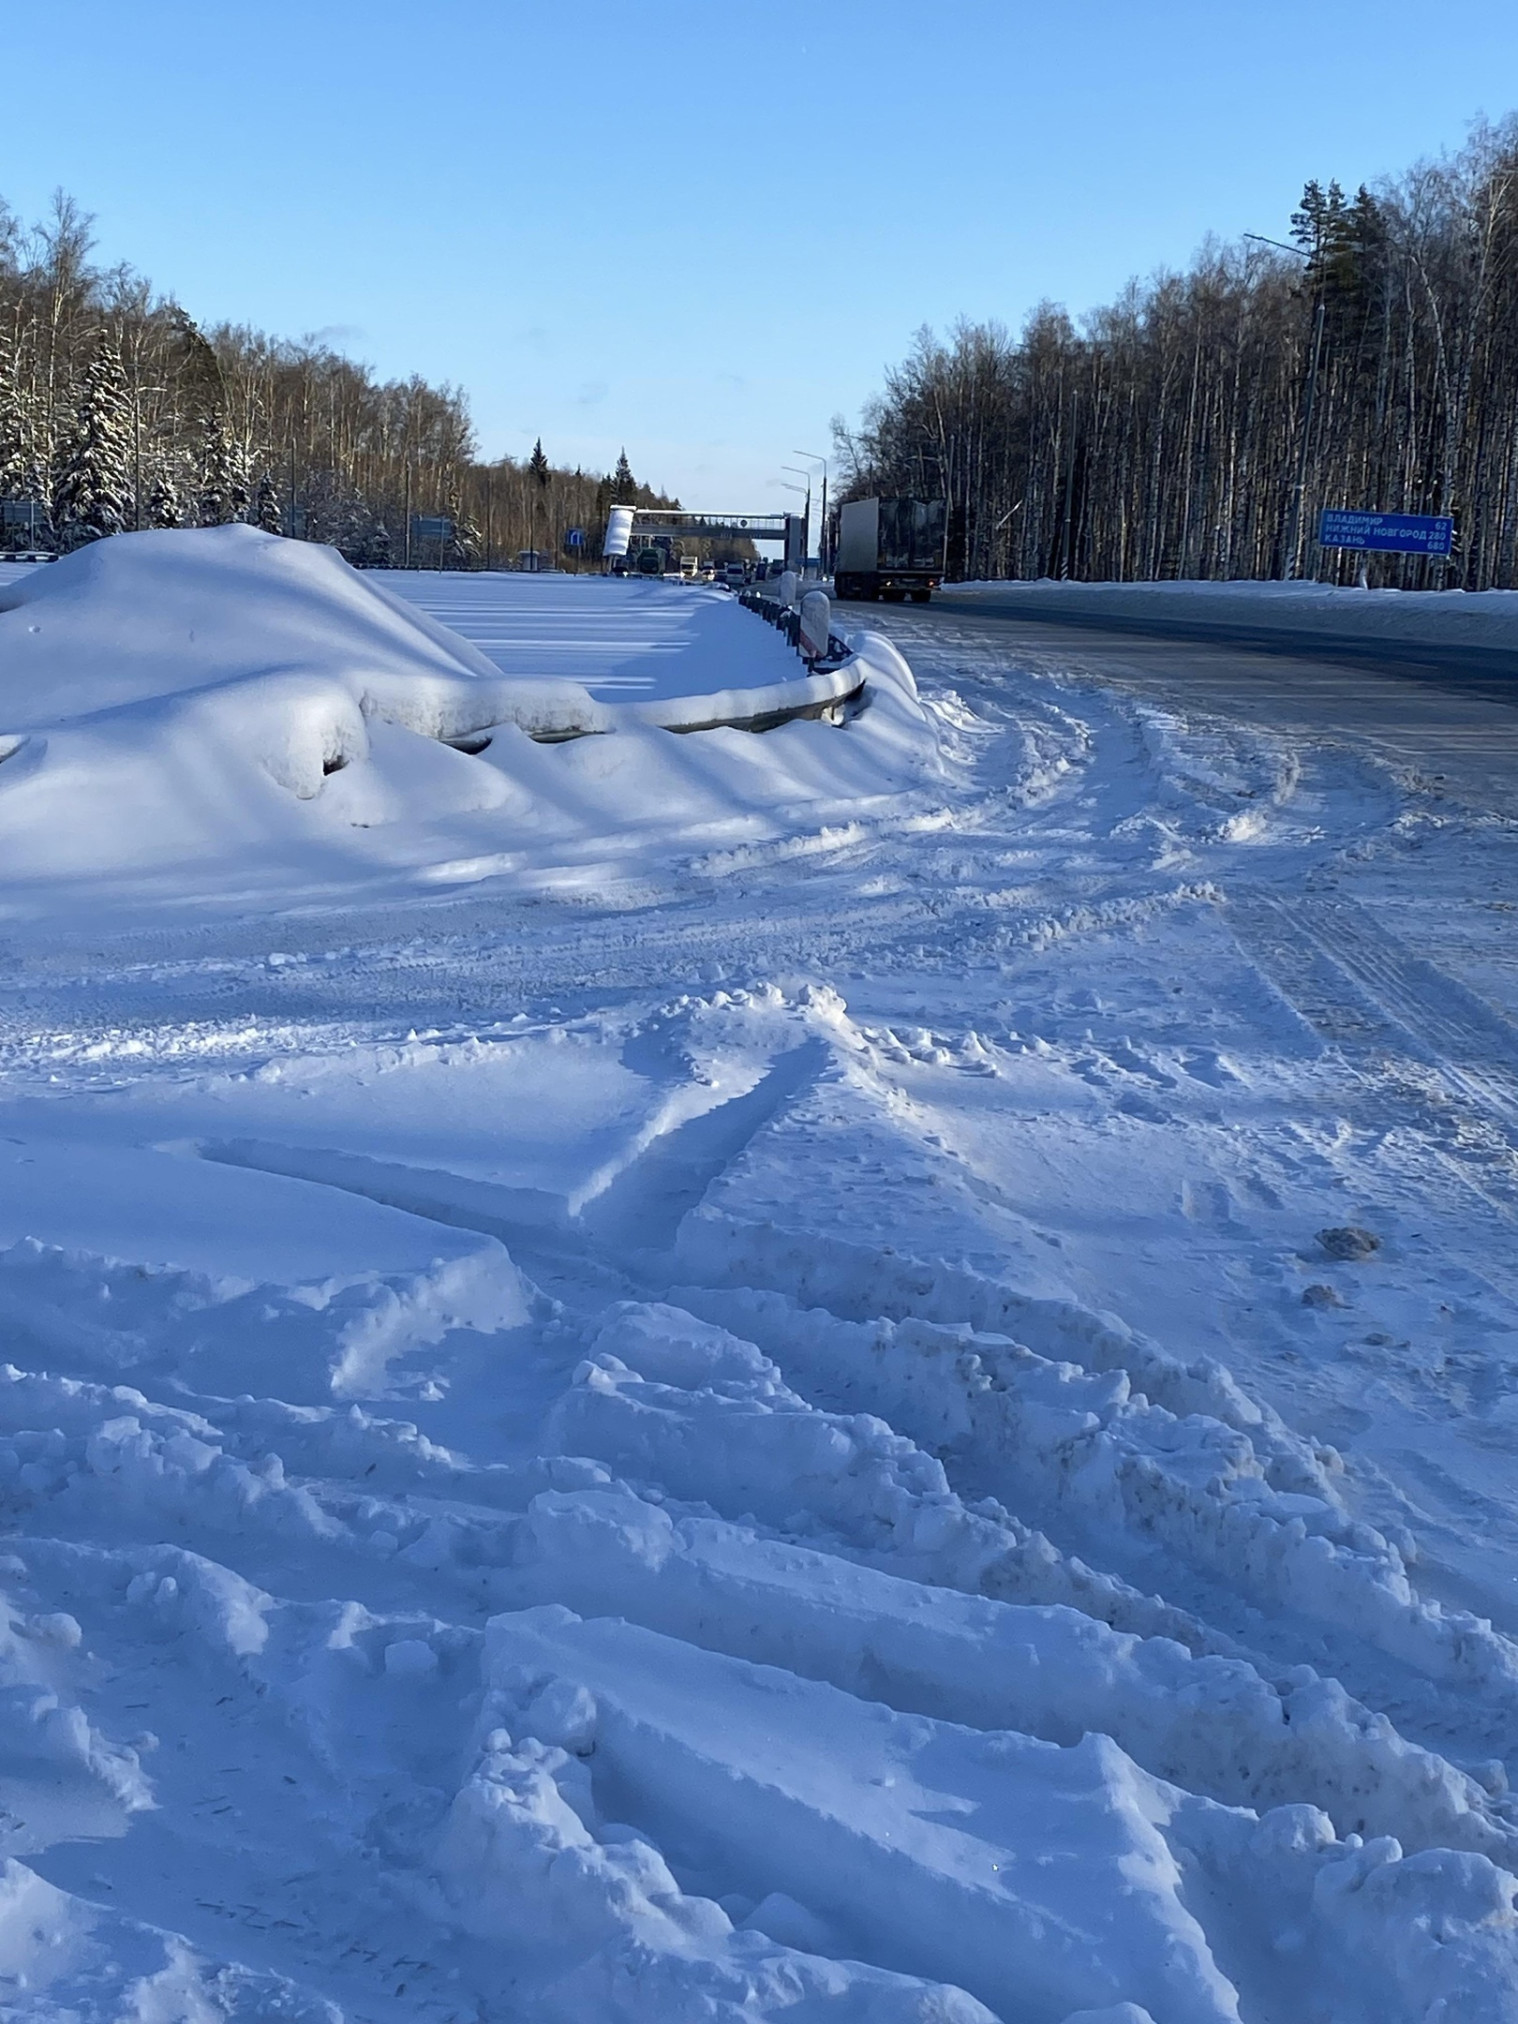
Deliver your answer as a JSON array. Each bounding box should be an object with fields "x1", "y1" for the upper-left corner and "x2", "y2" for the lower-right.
[{"x1": 737, "y1": 587, "x2": 853, "y2": 670}]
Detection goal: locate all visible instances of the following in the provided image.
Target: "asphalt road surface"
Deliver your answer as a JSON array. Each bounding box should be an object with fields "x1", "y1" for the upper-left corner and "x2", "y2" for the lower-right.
[{"x1": 840, "y1": 590, "x2": 1518, "y2": 820}]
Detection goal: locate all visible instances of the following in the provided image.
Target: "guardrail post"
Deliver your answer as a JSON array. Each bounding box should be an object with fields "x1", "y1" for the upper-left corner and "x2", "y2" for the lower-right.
[{"x1": 799, "y1": 591, "x2": 831, "y2": 664}]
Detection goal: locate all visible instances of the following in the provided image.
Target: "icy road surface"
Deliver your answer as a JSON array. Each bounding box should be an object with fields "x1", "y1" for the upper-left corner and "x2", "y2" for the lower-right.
[{"x1": 4, "y1": 585, "x2": 1518, "y2": 2019}]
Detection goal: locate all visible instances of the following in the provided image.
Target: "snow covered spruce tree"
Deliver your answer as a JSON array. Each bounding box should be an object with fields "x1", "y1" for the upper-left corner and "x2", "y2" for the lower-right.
[
  {"x1": 53, "y1": 337, "x2": 132, "y2": 549},
  {"x1": 0, "y1": 354, "x2": 44, "y2": 552},
  {"x1": 146, "y1": 465, "x2": 183, "y2": 528},
  {"x1": 0, "y1": 342, "x2": 24, "y2": 505},
  {"x1": 609, "y1": 448, "x2": 638, "y2": 504},
  {"x1": 197, "y1": 409, "x2": 238, "y2": 526},
  {"x1": 253, "y1": 469, "x2": 283, "y2": 534}
]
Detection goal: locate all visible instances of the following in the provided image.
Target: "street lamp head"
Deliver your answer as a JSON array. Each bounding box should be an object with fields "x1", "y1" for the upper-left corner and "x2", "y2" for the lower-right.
[{"x1": 1244, "y1": 232, "x2": 1310, "y2": 261}]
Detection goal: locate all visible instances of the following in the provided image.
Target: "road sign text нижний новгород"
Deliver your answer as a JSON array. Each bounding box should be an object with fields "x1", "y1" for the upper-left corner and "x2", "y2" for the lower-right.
[{"x1": 1318, "y1": 509, "x2": 1454, "y2": 556}]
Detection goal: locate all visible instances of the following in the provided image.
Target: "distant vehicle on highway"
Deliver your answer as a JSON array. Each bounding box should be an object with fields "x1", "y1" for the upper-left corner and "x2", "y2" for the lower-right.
[
  {"x1": 833, "y1": 497, "x2": 946, "y2": 603},
  {"x1": 722, "y1": 562, "x2": 748, "y2": 589}
]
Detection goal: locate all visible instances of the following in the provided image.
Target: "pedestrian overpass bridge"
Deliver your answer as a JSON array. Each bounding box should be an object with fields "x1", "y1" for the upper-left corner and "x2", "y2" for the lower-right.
[{"x1": 605, "y1": 505, "x2": 806, "y2": 566}]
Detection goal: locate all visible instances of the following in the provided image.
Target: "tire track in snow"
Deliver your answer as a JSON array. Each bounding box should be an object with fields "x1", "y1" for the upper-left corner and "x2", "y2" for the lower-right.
[{"x1": 1227, "y1": 888, "x2": 1518, "y2": 1212}]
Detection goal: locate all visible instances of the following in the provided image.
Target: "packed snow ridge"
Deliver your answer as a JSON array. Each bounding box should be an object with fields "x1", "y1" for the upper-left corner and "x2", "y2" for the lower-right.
[{"x1": 0, "y1": 535, "x2": 1517, "y2": 2020}]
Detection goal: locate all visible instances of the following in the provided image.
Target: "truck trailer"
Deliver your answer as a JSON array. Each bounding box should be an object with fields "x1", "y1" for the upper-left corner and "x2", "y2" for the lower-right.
[{"x1": 833, "y1": 497, "x2": 947, "y2": 603}]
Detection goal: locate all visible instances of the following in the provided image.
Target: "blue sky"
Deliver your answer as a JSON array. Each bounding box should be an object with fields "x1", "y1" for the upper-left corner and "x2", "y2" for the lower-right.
[{"x1": 5, "y1": 0, "x2": 1516, "y2": 512}]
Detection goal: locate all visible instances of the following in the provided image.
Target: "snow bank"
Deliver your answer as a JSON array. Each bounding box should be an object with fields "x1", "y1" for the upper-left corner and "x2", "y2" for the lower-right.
[
  {"x1": 0, "y1": 524, "x2": 592, "y2": 734},
  {"x1": 0, "y1": 531, "x2": 938, "y2": 906}
]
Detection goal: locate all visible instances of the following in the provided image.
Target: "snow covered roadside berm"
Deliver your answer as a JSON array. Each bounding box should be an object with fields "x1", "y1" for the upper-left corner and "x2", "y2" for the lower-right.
[
  {"x1": 0, "y1": 529, "x2": 934, "y2": 910},
  {"x1": 949, "y1": 574, "x2": 1518, "y2": 655}
]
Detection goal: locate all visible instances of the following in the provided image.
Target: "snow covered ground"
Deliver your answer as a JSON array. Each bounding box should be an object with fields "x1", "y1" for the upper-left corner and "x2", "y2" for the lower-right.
[
  {"x1": 379, "y1": 569, "x2": 803, "y2": 701},
  {"x1": 2, "y1": 541, "x2": 1518, "y2": 2020}
]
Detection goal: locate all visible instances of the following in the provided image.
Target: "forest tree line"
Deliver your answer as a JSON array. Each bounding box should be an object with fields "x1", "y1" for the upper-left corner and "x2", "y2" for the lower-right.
[
  {"x1": 835, "y1": 119, "x2": 1518, "y2": 589},
  {"x1": 0, "y1": 192, "x2": 675, "y2": 563}
]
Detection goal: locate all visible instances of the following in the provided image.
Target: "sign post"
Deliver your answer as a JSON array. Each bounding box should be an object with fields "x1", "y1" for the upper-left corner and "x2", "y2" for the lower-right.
[{"x1": 1318, "y1": 509, "x2": 1453, "y2": 557}]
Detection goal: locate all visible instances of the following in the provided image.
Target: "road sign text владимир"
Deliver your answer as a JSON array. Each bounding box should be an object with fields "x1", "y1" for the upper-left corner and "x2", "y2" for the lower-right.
[{"x1": 1318, "y1": 509, "x2": 1454, "y2": 555}]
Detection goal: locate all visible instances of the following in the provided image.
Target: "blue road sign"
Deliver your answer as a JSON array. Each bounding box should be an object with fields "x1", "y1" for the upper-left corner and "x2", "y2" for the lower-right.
[
  {"x1": 1318, "y1": 509, "x2": 1453, "y2": 556},
  {"x1": 565, "y1": 527, "x2": 584, "y2": 548},
  {"x1": 412, "y1": 515, "x2": 454, "y2": 541}
]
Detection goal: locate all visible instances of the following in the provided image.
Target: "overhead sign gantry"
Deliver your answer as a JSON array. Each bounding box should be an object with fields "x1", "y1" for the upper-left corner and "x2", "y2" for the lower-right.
[{"x1": 604, "y1": 506, "x2": 806, "y2": 569}]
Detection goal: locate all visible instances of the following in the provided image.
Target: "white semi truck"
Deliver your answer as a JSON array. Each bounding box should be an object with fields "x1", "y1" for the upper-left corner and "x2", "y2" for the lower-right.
[{"x1": 833, "y1": 496, "x2": 947, "y2": 603}]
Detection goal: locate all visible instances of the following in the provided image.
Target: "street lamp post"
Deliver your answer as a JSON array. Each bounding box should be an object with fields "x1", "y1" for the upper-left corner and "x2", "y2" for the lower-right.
[
  {"x1": 793, "y1": 451, "x2": 828, "y2": 573},
  {"x1": 781, "y1": 465, "x2": 812, "y2": 572}
]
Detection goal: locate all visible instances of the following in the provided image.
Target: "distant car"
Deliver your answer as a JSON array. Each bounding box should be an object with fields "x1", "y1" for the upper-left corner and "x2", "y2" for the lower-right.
[{"x1": 723, "y1": 563, "x2": 747, "y2": 588}]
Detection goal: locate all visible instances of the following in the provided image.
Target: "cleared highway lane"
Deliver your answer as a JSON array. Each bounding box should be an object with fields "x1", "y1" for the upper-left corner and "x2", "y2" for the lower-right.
[{"x1": 842, "y1": 589, "x2": 1518, "y2": 819}]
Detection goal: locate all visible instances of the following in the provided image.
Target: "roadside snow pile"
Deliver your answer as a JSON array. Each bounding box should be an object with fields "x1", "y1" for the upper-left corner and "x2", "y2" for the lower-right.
[
  {"x1": 0, "y1": 523, "x2": 602, "y2": 743},
  {"x1": 0, "y1": 531, "x2": 937, "y2": 907},
  {"x1": 950, "y1": 575, "x2": 1518, "y2": 653}
]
